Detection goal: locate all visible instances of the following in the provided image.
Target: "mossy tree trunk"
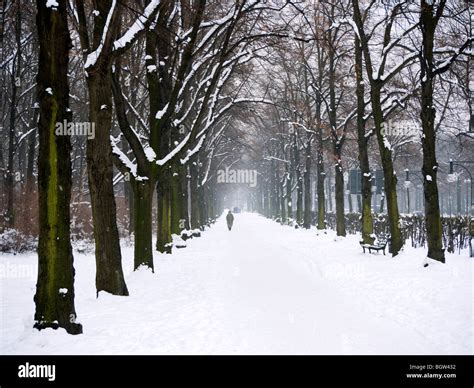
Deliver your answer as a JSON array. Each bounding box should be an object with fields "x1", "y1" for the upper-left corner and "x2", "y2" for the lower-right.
[
  {"x1": 132, "y1": 180, "x2": 154, "y2": 270},
  {"x1": 327, "y1": 20, "x2": 346, "y2": 237},
  {"x1": 34, "y1": 0, "x2": 82, "y2": 335},
  {"x1": 87, "y1": 68, "x2": 128, "y2": 295},
  {"x1": 351, "y1": 0, "x2": 403, "y2": 255},
  {"x1": 372, "y1": 87, "x2": 402, "y2": 255},
  {"x1": 355, "y1": 35, "x2": 374, "y2": 244},
  {"x1": 190, "y1": 161, "x2": 201, "y2": 230},
  {"x1": 315, "y1": 43, "x2": 326, "y2": 230},
  {"x1": 156, "y1": 169, "x2": 172, "y2": 253},
  {"x1": 419, "y1": 0, "x2": 446, "y2": 262},
  {"x1": 76, "y1": 0, "x2": 128, "y2": 295}
]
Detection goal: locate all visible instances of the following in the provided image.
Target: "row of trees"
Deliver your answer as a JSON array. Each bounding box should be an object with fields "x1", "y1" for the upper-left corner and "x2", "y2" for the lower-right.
[
  {"x1": 238, "y1": 0, "x2": 472, "y2": 261},
  {"x1": 0, "y1": 0, "x2": 471, "y2": 334},
  {"x1": 21, "y1": 0, "x2": 308, "y2": 334}
]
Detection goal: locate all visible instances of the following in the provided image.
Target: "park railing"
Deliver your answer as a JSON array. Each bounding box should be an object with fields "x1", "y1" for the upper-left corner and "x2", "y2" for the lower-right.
[{"x1": 319, "y1": 212, "x2": 471, "y2": 254}]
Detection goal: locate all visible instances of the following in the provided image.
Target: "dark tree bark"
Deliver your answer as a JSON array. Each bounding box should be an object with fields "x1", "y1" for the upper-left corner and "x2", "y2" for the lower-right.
[
  {"x1": 327, "y1": 18, "x2": 346, "y2": 237},
  {"x1": 280, "y1": 173, "x2": 287, "y2": 224},
  {"x1": 355, "y1": 35, "x2": 374, "y2": 244},
  {"x1": 190, "y1": 161, "x2": 201, "y2": 229},
  {"x1": 327, "y1": 171, "x2": 333, "y2": 213},
  {"x1": 111, "y1": 64, "x2": 154, "y2": 269},
  {"x1": 75, "y1": 0, "x2": 128, "y2": 295},
  {"x1": 303, "y1": 139, "x2": 312, "y2": 229},
  {"x1": 26, "y1": 109, "x2": 38, "y2": 192},
  {"x1": 316, "y1": 108, "x2": 326, "y2": 230},
  {"x1": 273, "y1": 168, "x2": 281, "y2": 221},
  {"x1": 4, "y1": 2, "x2": 22, "y2": 228},
  {"x1": 34, "y1": 0, "x2": 82, "y2": 335},
  {"x1": 170, "y1": 164, "x2": 185, "y2": 236},
  {"x1": 334, "y1": 148, "x2": 346, "y2": 236},
  {"x1": 156, "y1": 169, "x2": 172, "y2": 253},
  {"x1": 87, "y1": 68, "x2": 129, "y2": 294},
  {"x1": 329, "y1": 82, "x2": 345, "y2": 235},
  {"x1": 292, "y1": 133, "x2": 303, "y2": 225},
  {"x1": 132, "y1": 180, "x2": 154, "y2": 269},
  {"x1": 314, "y1": 38, "x2": 326, "y2": 230},
  {"x1": 419, "y1": 0, "x2": 446, "y2": 262},
  {"x1": 286, "y1": 168, "x2": 292, "y2": 222},
  {"x1": 352, "y1": 0, "x2": 403, "y2": 255}
]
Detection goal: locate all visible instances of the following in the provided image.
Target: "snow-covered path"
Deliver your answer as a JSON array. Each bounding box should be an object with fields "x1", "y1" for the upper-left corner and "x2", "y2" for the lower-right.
[{"x1": 1, "y1": 213, "x2": 472, "y2": 354}]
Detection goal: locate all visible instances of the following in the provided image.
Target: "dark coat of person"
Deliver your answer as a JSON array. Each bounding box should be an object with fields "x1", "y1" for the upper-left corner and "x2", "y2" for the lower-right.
[{"x1": 226, "y1": 212, "x2": 234, "y2": 231}]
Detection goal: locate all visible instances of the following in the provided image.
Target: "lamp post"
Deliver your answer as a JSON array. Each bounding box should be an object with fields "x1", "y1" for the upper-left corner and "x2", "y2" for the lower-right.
[
  {"x1": 404, "y1": 169, "x2": 411, "y2": 214},
  {"x1": 405, "y1": 170, "x2": 424, "y2": 213},
  {"x1": 449, "y1": 160, "x2": 474, "y2": 215}
]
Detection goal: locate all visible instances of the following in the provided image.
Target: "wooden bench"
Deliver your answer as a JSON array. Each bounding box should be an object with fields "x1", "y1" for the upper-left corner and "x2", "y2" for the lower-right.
[{"x1": 360, "y1": 237, "x2": 389, "y2": 255}]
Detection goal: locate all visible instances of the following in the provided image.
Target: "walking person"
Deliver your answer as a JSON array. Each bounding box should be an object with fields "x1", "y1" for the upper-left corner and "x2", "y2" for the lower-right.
[{"x1": 226, "y1": 210, "x2": 234, "y2": 231}]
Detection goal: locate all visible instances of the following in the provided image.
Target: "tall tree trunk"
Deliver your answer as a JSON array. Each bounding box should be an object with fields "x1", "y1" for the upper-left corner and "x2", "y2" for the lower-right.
[
  {"x1": 328, "y1": 21, "x2": 345, "y2": 236},
  {"x1": 132, "y1": 180, "x2": 154, "y2": 270},
  {"x1": 87, "y1": 69, "x2": 128, "y2": 295},
  {"x1": 120, "y1": 136, "x2": 133, "y2": 235},
  {"x1": 26, "y1": 109, "x2": 38, "y2": 192},
  {"x1": 316, "y1": 138, "x2": 326, "y2": 229},
  {"x1": 293, "y1": 134, "x2": 303, "y2": 225},
  {"x1": 303, "y1": 140, "x2": 312, "y2": 228},
  {"x1": 352, "y1": 0, "x2": 403, "y2": 256},
  {"x1": 315, "y1": 39, "x2": 326, "y2": 230},
  {"x1": 156, "y1": 169, "x2": 172, "y2": 253},
  {"x1": 5, "y1": 3, "x2": 22, "y2": 228},
  {"x1": 286, "y1": 168, "x2": 292, "y2": 221},
  {"x1": 264, "y1": 181, "x2": 270, "y2": 218},
  {"x1": 170, "y1": 164, "x2": 184, "y2": 235},
  {"x1": 355, "y1": 35, "x2": 374, "y2": 244},
  {"x1": 371, "y1": 89, "x2": 402, "y2": 254},
  {"x1": 269, "y1": 160, "x2": 276, "y2": 218},
  {"x1": 275, "y1": 167, "x2": 282, "y2": 219},
  {"x1": 182, "y1": 165, "x2": 190, "y2": 229},
  {"x1": 420, "y1": 0, "x2": 445, "y2": 262},
  {"x1": 280, "y1": 179, "x2": 287, "y2": 224},
  {"x1": 317, "y1": 160, "x2": 326, "y2": 230},
  {"x1": 327, "y1": 172, "x2": 333, "y2": 213},
  {"x1": 334, "y1": 151, "x2": 346, "y2": 236},
  {"x1": 190, "y1": 161, "x2": 201, "y2": 230},
  {"x1": 34, "y1": 0, "x2": 82, "y2": 334},
  {"x1": 82, "y1": 0, "x2": 128, "y2": 296}
]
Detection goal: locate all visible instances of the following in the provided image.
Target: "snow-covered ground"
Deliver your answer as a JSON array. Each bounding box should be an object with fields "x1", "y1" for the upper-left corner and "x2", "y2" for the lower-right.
[{"x1": 0, "y1": 212, "x2": 472, "y2": 354}]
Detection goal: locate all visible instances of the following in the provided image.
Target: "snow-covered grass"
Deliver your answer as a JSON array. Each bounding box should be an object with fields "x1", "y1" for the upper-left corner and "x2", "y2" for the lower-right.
[{"x1": 0, "y1": 213, "x2": 472, "y2": 354}]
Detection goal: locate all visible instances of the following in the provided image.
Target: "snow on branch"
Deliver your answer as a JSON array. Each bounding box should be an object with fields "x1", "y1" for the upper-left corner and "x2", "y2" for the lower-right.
[
  {"x1": 155, "y1": 133, "x2": 191, "y2": 166},
  {"x1": 113, "y1": 0, "x2": 161, "y2": 52},
  {"x1": 84, "y1": 0, "x2": 117, "y2": 69},
  {"x1": 331, "y1": 18, "x2": 360, "y2": 41},
  {"x1": 110, "y1": 135, "x2": 148, "y2": 181},
  {"x1": 377, "y1": 52, "x2": 418, "y2": 83},
  {"x1": 180, "y1": 134, "x2": 206, "y2": 165},
  {"x1": 434, "y1": 37, "x2": 473, "y2": 75}
]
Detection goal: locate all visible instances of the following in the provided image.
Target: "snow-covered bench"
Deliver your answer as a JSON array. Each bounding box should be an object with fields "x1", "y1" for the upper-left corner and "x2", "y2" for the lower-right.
[{"x1": 360, "y1": 235, "x2": 389, "y2": 255}]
